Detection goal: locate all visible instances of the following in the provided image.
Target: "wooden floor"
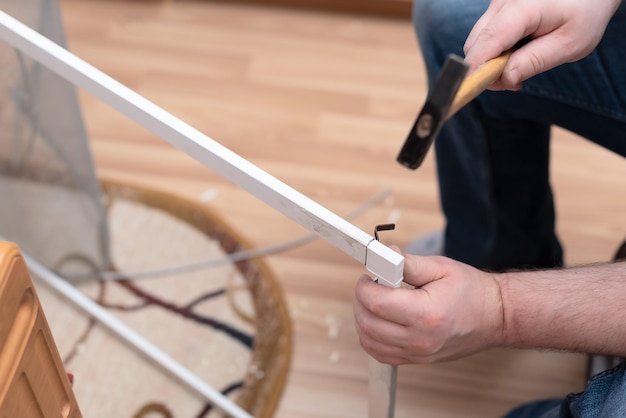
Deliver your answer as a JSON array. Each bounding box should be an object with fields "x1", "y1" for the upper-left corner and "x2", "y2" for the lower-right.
[{"x1": 58, "y1": 1, "x2": 626, "y2": 417}]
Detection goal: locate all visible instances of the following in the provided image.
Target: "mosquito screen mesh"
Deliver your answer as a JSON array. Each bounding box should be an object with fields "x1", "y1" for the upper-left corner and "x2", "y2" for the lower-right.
[{"x1": 0, "y1": 0, "x2": 110, "y2": 276}]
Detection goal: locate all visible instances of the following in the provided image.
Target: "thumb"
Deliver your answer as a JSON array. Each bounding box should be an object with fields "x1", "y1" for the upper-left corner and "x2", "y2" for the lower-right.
[
  {"x1": 401, "y1": 254, "x2": 449, "y2": 288},
  {"x1": 501, "y1": 36, "x2": 564, "y2": 86},
  {"x1": 502, "y1": 32, "x2": 587, "y2": 87}
]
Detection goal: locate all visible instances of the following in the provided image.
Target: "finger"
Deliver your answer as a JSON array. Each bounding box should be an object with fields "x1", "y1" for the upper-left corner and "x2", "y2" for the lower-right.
[
  {"x1": 358, "y1": 334, "x2": 411, "y2": 365},
  {"x1": 355, "y1": 275, "x2": 418, "y2": 326},
  {"x1": 464, "y1": 0, "x2": 505, "y2": 54},
  {"x1": 353, "y1": 297, "x2": 411, "y2": 347},
  {"x1": 388, "y1": 244, "x2": 402, "y2": 255},
  {"x1": 401, "y1": 255, "x2": 449, "y2": 289},
  {"x1": 464, "y1": 5, "x2": 539, "y2": 73},
  {"x1": 499, "y1": 29, "x2": 585, "y2": 88}
]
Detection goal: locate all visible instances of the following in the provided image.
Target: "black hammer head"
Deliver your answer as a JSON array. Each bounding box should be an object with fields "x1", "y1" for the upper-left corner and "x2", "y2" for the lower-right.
[{"x1": 397, "y1": 54, "x2": 468, "y2": 170}]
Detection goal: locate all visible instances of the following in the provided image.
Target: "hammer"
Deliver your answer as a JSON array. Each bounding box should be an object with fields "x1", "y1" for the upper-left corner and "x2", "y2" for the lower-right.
[{"x1": 397, "y1": 49, "x2": 513, "y2": 169}]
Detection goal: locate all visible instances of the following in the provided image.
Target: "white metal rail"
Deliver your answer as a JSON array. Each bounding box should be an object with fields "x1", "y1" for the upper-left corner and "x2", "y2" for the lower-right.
[{"x1": 0, "y1": 9, "x2": 403, "y2": 417}]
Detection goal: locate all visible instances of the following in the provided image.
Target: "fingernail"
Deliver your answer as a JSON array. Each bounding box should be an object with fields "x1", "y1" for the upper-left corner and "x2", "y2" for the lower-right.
[{"x1": 508, "y1": 67, "x2": 521, "y2": 86}]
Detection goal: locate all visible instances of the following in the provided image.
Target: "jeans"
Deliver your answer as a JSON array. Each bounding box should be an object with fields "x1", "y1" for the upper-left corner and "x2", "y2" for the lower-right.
[
  {"x1": 412, "y1": 0, "x2": 626, "y2": 415},
  {"x1": 503, "y1": 363, "x2": 626, "y2": 418},
  {"x1": 413, "y1": 0, "x2": 626, "y2": 271}
]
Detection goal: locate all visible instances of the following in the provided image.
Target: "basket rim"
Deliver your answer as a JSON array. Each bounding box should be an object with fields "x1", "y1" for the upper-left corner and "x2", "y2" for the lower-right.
[{"x1": 100, "y1": 176, "x2": 293, "y2": 418}]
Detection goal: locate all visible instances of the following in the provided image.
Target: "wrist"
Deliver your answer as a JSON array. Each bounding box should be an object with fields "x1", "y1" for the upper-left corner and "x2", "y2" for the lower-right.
[{"x1": 492, "y1": 272, "x2": 514, "y2": 348}]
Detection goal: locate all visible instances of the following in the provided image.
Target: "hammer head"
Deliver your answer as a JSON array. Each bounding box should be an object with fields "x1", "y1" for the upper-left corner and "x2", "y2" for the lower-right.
[{"x1": 397, "y1": 54, "x2": 468, "y2": 170}]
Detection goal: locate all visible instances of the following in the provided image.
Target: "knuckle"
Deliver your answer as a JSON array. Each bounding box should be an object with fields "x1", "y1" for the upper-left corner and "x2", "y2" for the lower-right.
[
  {"x1": 416, "y1": 355, "x2": 439, "y2": 365},
  {"x1": 475, "y1": 26, "x2": 498, "y2": 44},
  {"x1": 562, "y1": 39, "x2": 588, "y2": 62},
  {"x1": 368, "y1": 299, "x2": 385, "y2": 317},
  {"x1": 474, "y1": 27, "x2": 508, "y2": 54},
  {"x1": 354, "y1": 313, "x2": 370, "y2": 335},
  {"x1": 423, "y1": 308, "x2": 448, "y2": 330},
  {"x1": 406, "y1": 313, "x2": 448, "y2": 356},
  {"x1": 526, "y1": 49, "x2": 547, "y2": 74},
  {"x1": 386, "y1": 357, "x2": 406, "y2": 366},
  {"x1": 359, "y1": 335, "x2": 372, "y2": 351},
  {"x1": 409, "y1": 337, "x2": 438, "y2": 356},
  {"x1": 359, "y1": 336, "x2": 380, "y2": 358}
]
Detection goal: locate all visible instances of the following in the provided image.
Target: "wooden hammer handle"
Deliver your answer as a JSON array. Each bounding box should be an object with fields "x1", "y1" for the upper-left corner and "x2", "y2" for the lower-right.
[{"x1": 447, "y1": 49, "x2": 513, "y2": 118}]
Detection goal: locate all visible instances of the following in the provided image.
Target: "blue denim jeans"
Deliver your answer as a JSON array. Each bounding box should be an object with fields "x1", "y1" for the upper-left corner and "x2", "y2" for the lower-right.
[
  {"x1": 412, "y1": 0, "x2": 626, "y2": 415},
  {"x1": 503, "y1": 363, "x2": 626, "y2": 418},
  {"x1": 413, "y1": 0, "x2": 626, "y2": 271}
]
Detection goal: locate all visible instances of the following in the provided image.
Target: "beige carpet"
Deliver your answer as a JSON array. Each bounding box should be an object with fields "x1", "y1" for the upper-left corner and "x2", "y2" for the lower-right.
[{"x1": 33, "y1": 179, "x2": 292, "y2": 418}]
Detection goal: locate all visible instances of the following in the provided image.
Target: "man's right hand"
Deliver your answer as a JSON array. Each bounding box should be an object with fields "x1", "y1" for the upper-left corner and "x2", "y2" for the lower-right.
[{"x1": 463, "y1": 0, "x2": 622, "y2": 90}]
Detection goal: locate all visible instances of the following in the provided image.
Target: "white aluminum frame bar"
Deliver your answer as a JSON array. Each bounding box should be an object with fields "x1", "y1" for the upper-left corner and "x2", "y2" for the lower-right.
[
  {"x1": 0, "y1": 10, "x2": 403, "y2": 287},
  {"x1": 0, "y1": 10, "x2": 404, "y2": 417}
]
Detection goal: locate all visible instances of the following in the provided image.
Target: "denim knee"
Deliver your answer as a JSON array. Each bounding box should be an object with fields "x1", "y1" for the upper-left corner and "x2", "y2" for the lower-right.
[{"x1": 412, "y1": 0, "x2": 489, "y2": 77}]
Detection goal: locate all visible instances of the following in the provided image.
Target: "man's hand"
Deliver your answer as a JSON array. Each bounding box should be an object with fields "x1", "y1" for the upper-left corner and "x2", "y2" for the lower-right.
[
  {"x1": 464, "y1": 0, "x2": 622, "y2": 90},
  {"x1": 353, "y1": 250, "x2": 505, "y2": 365}
]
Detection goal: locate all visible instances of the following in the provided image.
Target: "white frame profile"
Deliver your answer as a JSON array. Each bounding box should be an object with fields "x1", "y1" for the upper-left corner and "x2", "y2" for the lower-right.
[{"x1": 0, "y1": 9, "x2": 403, "y2": 418}]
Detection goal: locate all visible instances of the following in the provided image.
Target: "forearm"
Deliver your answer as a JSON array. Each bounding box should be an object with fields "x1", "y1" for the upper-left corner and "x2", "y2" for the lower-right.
[{"x1": 497, "y1": 261, "x2": 626, "y2": 356}]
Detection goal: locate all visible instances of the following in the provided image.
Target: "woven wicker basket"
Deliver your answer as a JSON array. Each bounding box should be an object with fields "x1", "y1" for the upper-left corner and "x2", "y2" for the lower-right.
[{"x1": 99, "y1": 178, "x2": 292, "y2": 417}]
